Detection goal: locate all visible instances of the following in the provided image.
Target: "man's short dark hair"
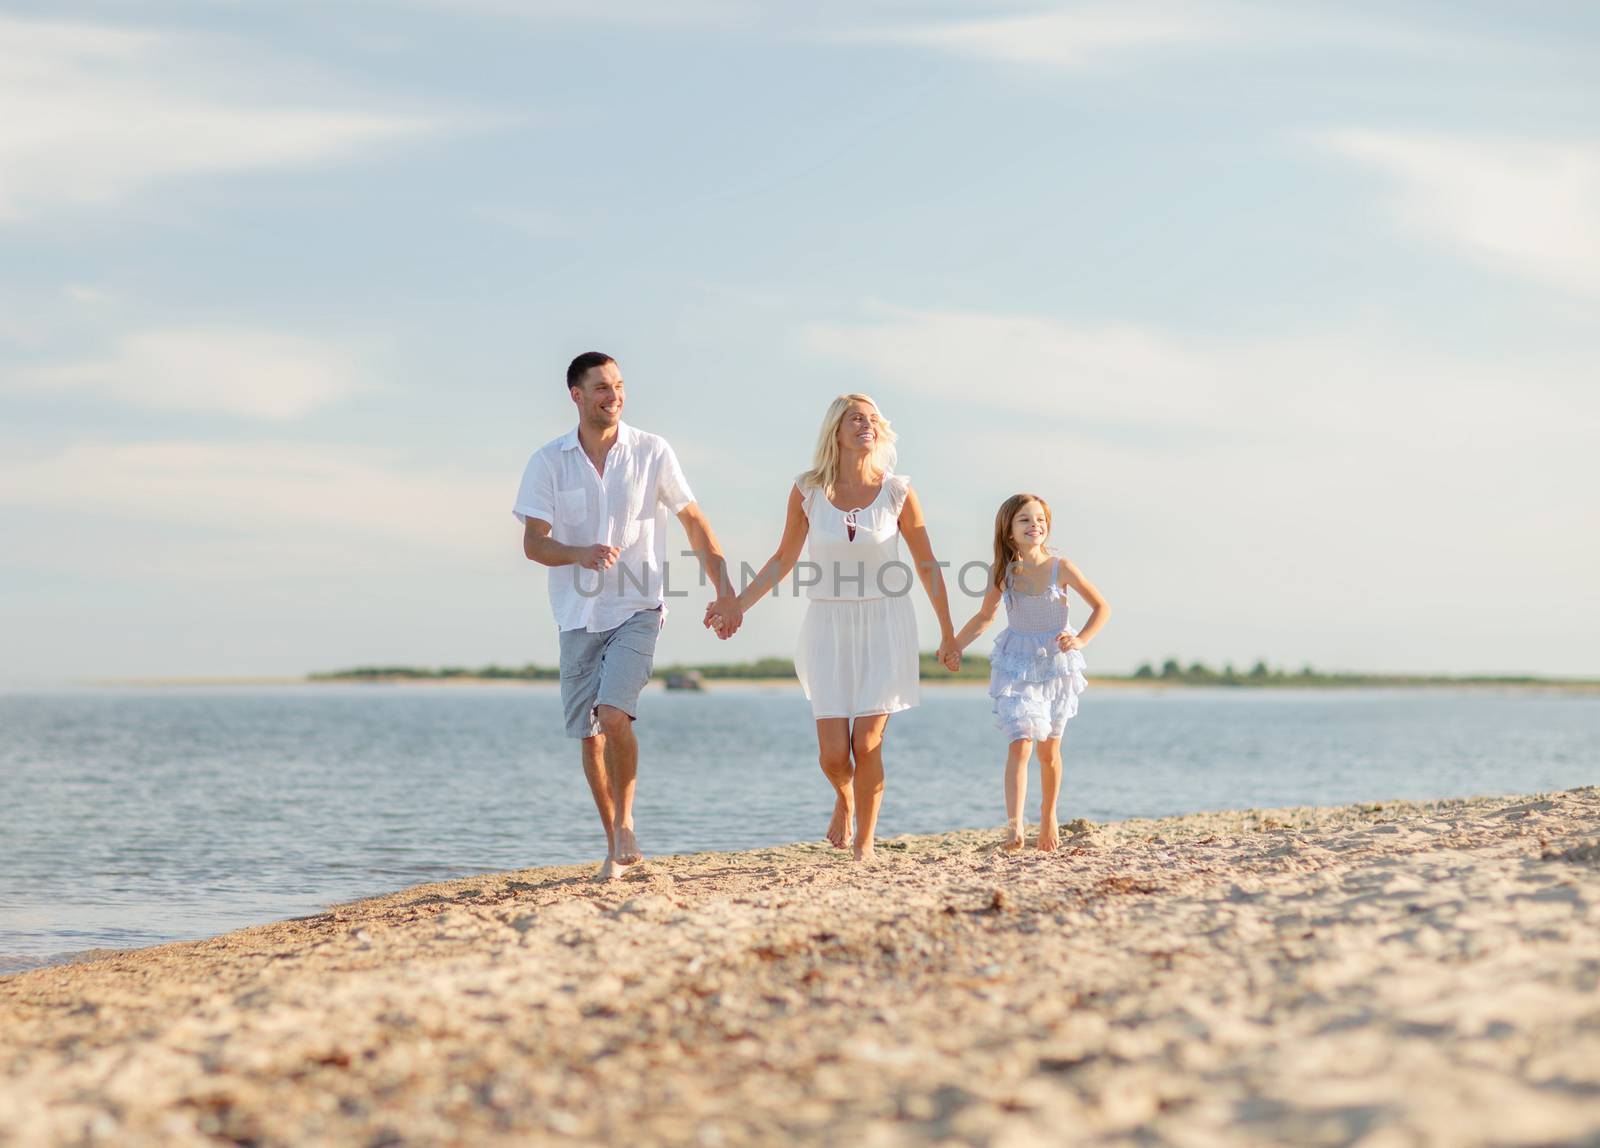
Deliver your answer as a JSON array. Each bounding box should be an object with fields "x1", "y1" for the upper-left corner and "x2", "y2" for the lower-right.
[{"x1": 566, "y1": 351, "x2": 616, "y2": 390}]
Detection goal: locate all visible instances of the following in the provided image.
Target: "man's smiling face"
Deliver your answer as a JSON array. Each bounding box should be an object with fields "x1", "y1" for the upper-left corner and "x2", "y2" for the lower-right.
[{"x1": 572, "y1": 360, "x2": 624, "y2": 429}]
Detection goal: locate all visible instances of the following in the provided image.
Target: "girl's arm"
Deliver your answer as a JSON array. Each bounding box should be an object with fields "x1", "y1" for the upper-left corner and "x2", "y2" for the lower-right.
[
  {"x1": 897, "y1": 486, "x2": 958, "y2": 665},
  {"x1": 951, "y1": 581, "x2": 1004, "y2": 653},
  {"x1": 1058, "y1": 558, "x2": 1110, "y2": 652},
  {"x1": 730, "y1": 485, "x2": 809, "y2": 615}
]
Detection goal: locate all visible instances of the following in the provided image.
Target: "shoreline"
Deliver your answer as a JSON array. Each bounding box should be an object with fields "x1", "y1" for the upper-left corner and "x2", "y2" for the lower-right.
[{"x1": 3, "y1": 787, "x2": 1597, "y2": 1145}]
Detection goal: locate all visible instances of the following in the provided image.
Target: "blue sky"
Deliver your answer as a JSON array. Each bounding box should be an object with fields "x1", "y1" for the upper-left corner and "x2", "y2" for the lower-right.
[{"x1": 0, "y1": 1, "x2": 1596, "y2": 683}]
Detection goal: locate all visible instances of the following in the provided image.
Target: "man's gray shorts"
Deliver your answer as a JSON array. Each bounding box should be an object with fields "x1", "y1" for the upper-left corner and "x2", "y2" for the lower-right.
[{"x1": 558, "y1": 607, "x2": 662, "y2": 739}]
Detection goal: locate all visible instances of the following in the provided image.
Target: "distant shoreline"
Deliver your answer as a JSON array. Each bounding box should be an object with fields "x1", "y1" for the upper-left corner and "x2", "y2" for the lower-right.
[{"x1": 74, "y1": 673, "x2": 1600, "y2": 692}]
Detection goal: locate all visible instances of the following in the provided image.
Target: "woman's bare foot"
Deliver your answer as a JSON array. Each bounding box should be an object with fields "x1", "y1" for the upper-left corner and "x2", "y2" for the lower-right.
[
  {"x1": 613, "y1": 824, "x2": 642, "y2": 867},
  {"x1": 826, "y1": 795, "x2": 853, "y2": 849},
  {"x1": 595, "y1": 857, "x2": 627, "y2": 883},
  {"x1": 1002, "y1": 818, "x2": 1025, "y2": 852},
  {"x1": 1036, "y1": 819, "x2": 1060, "y2": 852},
  {"x1": 852, "y1": 838, "x2": 875, "y2": 864}
]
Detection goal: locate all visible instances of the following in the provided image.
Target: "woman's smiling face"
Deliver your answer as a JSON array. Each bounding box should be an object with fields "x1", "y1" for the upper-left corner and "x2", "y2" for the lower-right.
[{"x1": 836, "y1": 400, "x2": 880, "y2": 454}]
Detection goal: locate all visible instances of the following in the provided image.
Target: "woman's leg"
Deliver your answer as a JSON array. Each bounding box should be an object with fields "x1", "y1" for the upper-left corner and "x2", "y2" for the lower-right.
[
  {"x1": 1036, "y1": 736, "x2": 1063, "y2": 852},
  {"x1": 1003, "y1": 739, "x2": 1032, "y2": 851},
  {"x1": 815, "y1": 718, "x2": 854, "y2": 849},
  {"x1": 849, "y1": 713, "x2": 891, "y2": 862}
]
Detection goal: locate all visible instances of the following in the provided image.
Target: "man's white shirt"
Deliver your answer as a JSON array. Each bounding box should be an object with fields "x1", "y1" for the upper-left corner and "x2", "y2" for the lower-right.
[{"x1": 513, "y1": 422, "x2": 696, "y2": 633}]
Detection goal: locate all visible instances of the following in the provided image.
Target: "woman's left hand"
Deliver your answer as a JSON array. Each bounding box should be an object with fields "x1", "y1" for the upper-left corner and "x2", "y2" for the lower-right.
[{"x1": 1056, "y1": 632, "x2": 1084, "y2": 653}]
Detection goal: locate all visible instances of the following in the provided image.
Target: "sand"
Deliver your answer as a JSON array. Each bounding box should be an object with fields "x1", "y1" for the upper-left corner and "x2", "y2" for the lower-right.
[{"x1": 2, "y1": 787, "x2": 1598, "y2": 1147}]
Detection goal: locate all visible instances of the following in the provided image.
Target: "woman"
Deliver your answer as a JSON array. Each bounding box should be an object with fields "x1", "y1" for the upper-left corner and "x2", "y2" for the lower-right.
[{"x1": 726, "y1": 394, "x2": 958, "y2": 862}]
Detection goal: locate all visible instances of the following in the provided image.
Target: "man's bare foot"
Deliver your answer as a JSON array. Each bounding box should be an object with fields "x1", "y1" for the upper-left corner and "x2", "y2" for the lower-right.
[
  {"x1": 613, "y1": 824, "x2": 642, "y2": 866},
  {"x1": 1002, "y1": 819, "x2": 1025, "y2": 852},
  {"x1": 1037, "y1": 819, "x2": 1060, "y2": 852},
  {"x1": 826, "y1": 795, "x2": 853, "y2": 849},
  {"x1": 852, "y1": 838, "x2": 875, "y2": 864}
]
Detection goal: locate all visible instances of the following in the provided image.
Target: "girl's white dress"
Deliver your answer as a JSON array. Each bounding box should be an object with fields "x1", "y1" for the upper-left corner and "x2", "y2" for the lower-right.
[
  {"x1": 794, "y1": 473, "x2": 920, "y2": 720},
  {"x1": 990, "y1": 557, "x2": 1088, "y2": 741}
]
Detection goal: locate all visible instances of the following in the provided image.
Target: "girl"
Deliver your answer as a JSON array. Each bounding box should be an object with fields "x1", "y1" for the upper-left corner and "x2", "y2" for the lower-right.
[
  {"x1": 725, "y1": 394, "x2": 958, "y2": 863},
  {"x1": 948, "y1": 494, "x2": 1110, "y2": 852}
]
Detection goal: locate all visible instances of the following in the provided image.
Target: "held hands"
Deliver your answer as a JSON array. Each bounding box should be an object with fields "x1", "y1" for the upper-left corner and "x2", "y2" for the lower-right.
[
  {"x1": 577, "y1": 544, "x2": 620, "y2": 571},
  {"x1": 1056, "y1": 631, "x2": 1085, "y2": 653},
  {"x1": 937, "y1": 637, "x2": 962, "y2": 672},
  {"x1": 703, "y1": 597, "x2": 744, "y2": 641}
]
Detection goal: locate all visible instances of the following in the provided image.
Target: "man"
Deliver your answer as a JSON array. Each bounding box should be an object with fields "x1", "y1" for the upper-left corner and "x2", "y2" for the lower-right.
[{"x1": 515, "y1": 351, "x2": 743, "y2": 881}]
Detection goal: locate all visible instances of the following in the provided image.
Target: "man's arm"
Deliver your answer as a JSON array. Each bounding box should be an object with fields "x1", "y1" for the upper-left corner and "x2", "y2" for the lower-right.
[
  {"x1": 676, "y1": 503, "x2": 741, "y2": 638},
  {"x1": 523, "y1": 517, "x2": 617, "y2": 571}
]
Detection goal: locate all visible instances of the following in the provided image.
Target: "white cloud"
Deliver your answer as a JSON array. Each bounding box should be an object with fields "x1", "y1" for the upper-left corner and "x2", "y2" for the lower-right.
[
  {"x1": 1320, "y1": 130, "x2": 1600, "y2": 298},
  {"x1": 839, "y1": 2, "x2": 1449, "y2": 69},
  {"x1": 0, "y1": 441, "x2": 509, "y2": 560},
  {"x1": 803, "y1": 304, "x2": 1598, "y2": 448},
  {"x1": 9, "y1": 327, "x2": 368, "y2": 420},
  {"x1": 0, "y1": 14, "x2": 436, "y2": 220},
  {"x1": 403, "y1": 0, "x2": 747, "y2": 25},
  {"x1": 848, "y1": 3, "x2": 1240, "y2": 68}
]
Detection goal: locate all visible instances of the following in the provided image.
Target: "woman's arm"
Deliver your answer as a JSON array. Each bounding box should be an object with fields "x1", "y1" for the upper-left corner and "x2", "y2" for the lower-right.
[
  {"x1": 897, "y1": 487, "x2": 958, "y2": 664},
  {"x1": 951, "y1": 581, "x2": 1004, "y2": 653},
  {"x1": 1058, "y1": 559, "x2": 1110, "y2": 652},
  {"x1": 730, "y1": 485, "x2": 809, "y2": 615}
]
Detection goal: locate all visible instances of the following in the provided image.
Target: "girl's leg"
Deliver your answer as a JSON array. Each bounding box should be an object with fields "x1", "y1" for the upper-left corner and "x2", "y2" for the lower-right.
[
  {"x1": 1003, "y1": 739, "x2": 1033, "y2": 851},
  {"x1": 1036, "y1": 737, "x2": 1063, "y2": 852},
  {"x1": 815, "y1": 718, "x2": 854, "y2": 849},
  {"x1": 849, "y1": 713, "x2": 891, "y2": 862}
]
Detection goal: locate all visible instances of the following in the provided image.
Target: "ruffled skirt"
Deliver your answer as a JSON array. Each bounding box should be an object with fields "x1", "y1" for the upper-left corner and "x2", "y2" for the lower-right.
[
  {"x1": 989, "y1": 626, "x2": 1088, "y2": 742},
  {"x1": 796, "y1": 595, "x2": 920, "y2": 719}
]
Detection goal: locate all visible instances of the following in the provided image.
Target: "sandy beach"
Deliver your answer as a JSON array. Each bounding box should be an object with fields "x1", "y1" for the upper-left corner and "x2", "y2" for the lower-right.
[{"x1": 3, "y1": 787, "x2": 1597, "y2": 1147}]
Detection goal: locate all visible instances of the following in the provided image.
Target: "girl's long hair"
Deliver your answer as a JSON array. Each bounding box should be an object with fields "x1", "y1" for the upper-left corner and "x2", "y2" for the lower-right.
[
  {"x1": 992, "y1": 493, "x2": 1052, "y2": 591},
  {"x1": 797, "y1": 393, "x2": 898, "y2": 498}
]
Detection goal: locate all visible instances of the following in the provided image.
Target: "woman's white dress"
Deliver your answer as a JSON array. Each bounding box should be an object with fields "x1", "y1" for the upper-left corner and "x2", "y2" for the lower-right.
[{"x1": 793, "y1": 473, "x2": 921, "y2": 720}]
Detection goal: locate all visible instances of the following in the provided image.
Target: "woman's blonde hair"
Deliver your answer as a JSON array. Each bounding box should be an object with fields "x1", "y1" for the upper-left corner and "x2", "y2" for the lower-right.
[
  {"x1": 992, "y1": 493, "x2": 1052, "y2": 590},
  {"x1": 797, "y1": 393, "x2": 898, "y2": 497}
]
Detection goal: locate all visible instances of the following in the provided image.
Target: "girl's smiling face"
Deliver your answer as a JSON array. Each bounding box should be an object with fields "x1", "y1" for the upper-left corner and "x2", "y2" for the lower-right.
[{"x1": 1010, "y1": 499, "x2": 1050, "y2": 553}]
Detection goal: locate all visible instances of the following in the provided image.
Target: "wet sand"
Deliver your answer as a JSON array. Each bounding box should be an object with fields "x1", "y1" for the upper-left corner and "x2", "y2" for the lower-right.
[{"x1": 3, "y1": 787, "x2": 1597, "y2": 1147}]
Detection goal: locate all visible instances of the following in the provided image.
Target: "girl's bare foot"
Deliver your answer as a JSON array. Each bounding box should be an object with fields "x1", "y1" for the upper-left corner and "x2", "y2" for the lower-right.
[
  {"x1": 1002, "y1": 819, "x2": 1025, "y2": 852},
  {"x1": 826, "y1": 795, "x2": 853, "y2": 849},
  {"x1": 852, "y1": 838, "x2": 875, "y2": 863},
  {"x1": 1037, "y1": 820, "x2": 1060, "y2": 852}
]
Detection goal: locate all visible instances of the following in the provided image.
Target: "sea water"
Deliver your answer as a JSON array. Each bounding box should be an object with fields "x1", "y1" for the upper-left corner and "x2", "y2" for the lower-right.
[{"x1": 2, "y1": 683, "x2": 1596, "y2": 972}]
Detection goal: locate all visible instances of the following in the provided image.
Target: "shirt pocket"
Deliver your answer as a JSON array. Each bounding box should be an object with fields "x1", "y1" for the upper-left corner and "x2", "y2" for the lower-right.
[{"x1": 557, "y1": 488, "x2": 588, "y2": 528}]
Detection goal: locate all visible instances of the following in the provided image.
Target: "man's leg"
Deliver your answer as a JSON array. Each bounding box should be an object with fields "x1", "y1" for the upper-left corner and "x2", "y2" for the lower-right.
[
  {"x1": 581, "y1": 734, "x2": 616, "y2": 858},
  {"x1": 595, "y1": 705, "x2": 639, "y2": 865},
  {"x1": 559, "y1": 627, "x2": 615, "y2": 878},
  {"x1": 592, "y1": 608, "x2": 660, "y2": 870}
]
